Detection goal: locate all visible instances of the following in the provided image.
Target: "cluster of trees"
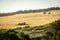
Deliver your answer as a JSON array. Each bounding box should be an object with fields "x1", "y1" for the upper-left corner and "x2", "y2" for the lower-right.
[
  {"x1": 41, "y1": 19, "x2": 60, "y2": 40},
  {"x1": 15, "y1": 7, "x2": 60, "y2": 13},
  {"x1": 0, "y1": 12, "x2": 17, "y2": 16},
  {"x1": 0, "y1": 7, "x2": 60, "y2": 16},
  {"x1": 0, "y1": 29, "x2": 30, "y2": 40}
]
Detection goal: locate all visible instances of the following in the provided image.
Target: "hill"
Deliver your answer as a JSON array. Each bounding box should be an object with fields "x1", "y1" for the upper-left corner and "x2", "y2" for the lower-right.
[
  {"x1": 0, "y1": 9, "x2": 60, "y2": 29},
  {"x1": 0, "y1": 19, "x2": 60, "y2": 40}
]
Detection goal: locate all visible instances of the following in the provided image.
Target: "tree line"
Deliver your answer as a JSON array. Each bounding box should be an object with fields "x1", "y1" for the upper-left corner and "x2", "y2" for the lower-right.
[{"x1": 0, "y1": 7, "x2": 60, "y2": 16}]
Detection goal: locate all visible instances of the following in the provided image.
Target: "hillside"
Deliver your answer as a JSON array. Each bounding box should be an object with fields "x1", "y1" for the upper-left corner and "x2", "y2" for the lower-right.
[
  {"x1": 0, "y1": 19, "x2": 60, "y2": 40},
  {"x1": 0, "y1": 10, "x2": 60, "y2": 29}
]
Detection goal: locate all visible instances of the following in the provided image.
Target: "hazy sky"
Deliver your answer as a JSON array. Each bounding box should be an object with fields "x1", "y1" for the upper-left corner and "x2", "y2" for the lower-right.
[{"x1": 0, "y1": 0, "x2": 60, "y2": 13}]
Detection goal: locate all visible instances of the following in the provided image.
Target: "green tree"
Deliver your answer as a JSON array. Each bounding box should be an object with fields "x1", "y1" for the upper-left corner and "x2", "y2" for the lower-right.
[
  {"x1": 20, "y1": 32, "x2": 30, "y2": 40},
  {"x1": 50, "y1": 19, "x2": 60, "y2": 40}
]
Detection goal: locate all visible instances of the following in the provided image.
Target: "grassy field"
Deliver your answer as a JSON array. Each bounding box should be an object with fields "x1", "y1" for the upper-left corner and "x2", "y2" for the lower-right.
[{"x1": 0, "y1": 10, "x2": 60, "y2": 29}]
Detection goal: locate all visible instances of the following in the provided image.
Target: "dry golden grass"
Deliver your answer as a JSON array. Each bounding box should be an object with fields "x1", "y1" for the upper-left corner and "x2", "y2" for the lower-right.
[{"x1": 0, "y1": 10, "x2": 60, "y2": 29}]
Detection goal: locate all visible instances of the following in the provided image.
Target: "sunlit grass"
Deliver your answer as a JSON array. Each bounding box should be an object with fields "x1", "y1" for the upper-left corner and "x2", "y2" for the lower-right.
[{"x1": 0, "y1": 10, "x2": 60, "y2": 29}]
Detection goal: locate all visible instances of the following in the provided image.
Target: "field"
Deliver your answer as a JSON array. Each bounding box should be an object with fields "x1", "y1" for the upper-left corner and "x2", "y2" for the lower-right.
[{"x1": 0, "y1": 10, "x2": 60, "y2": 29}]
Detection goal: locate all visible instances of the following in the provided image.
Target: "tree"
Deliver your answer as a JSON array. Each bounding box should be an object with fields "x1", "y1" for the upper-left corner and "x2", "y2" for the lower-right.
[
  {"x1": 43, "y1": 11, "x2": 46, "y2": 14},
  {"x1": 20, "y1": 32, "x2": 30, "y2": 40},
  {"x1": 50, "y1": 19, "x2": 60, "y2": 40},
  {"x1": 48, "y1": 12, "x2": 51, "y2": 14}
]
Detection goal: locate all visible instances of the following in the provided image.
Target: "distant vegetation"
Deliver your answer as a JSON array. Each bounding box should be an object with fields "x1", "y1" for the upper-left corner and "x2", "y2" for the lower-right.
[
  {"x1": 0, "y1": 7, "x2": 60, "y2": 16},
  {"x1": 18, "y1": 22, "x2": 27, "y2": 25},
  {"x1": 0, "y1": 19, "x2": 60, "y2": 40}
]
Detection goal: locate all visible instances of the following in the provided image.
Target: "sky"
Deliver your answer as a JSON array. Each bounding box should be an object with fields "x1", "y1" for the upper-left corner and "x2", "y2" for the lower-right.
[{"x1": 0, "y1": 0, "x2": 60, "y2": 13}]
